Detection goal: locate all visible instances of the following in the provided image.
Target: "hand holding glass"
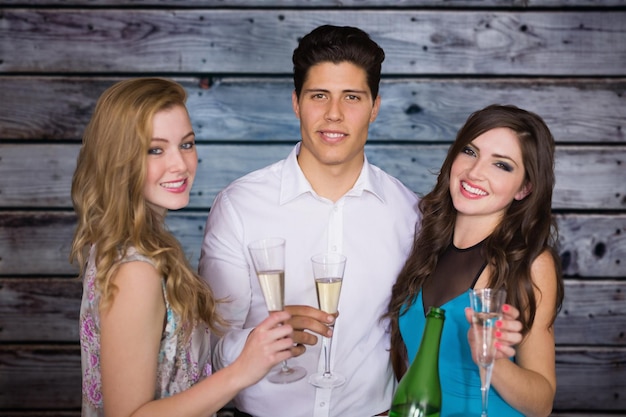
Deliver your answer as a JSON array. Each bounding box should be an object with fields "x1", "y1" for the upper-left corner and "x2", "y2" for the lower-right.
[
  {"x1": 248, "y1": 237, "x2": 306, "y2": 384},
  {"x1": 469, "y1": 288, "x2": 507, "y2": 417},
  {"x1": 308, "y1": 252, "x2": 347, "y2": 388}
]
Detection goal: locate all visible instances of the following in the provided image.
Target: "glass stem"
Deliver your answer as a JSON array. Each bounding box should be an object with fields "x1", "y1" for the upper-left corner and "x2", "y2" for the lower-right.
[
  {"x1": 275, "y1": 321, "x2": 291, "y2": 374},
  {"x1": 480, "y1": 363, "x2": 494, "y2": 417},
  {"x1": 322, "y1": 324, "x2": 334, "y2": 377}
]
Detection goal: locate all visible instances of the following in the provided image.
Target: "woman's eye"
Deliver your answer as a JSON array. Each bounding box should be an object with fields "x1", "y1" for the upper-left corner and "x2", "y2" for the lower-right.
[
  {"x1": 495, "y1": 162, "x2": 513, "y2": 172},
  {"x1": 148, "y1": 147, "x2": 162, "y2": 155},
  {"x1": 181, "y1": 142, "x2": 195, "y2": 150},
  {"x1": 462, "y1": 146, "x2": 476, "y2": 157}
]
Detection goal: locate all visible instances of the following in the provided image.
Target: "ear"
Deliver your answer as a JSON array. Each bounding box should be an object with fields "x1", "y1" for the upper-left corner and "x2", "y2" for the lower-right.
[
  {"x1": 369, "y1": 95, "x2": 381, "y2": 123},
  {"x1": 514, "y1": 182, "x2": 532, "y2": 201},
  {"x1": 292, "y1": 90, "x2": 300, "y2": 120}
]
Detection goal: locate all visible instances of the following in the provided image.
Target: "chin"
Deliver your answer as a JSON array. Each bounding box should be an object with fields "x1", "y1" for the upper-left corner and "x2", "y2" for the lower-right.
[{"x1": 162, "y1": 198, "x2": 190, "y2": 211}]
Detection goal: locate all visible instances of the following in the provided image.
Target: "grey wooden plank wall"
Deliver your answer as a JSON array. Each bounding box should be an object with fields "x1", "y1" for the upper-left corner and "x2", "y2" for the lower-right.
[{"x1": 0, "y1": 1, "x2": 625, "y2": 416}]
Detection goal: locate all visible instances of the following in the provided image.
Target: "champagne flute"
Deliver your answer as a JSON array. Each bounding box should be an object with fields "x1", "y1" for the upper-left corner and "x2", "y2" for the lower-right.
[
  {"x1": 469, "y1": 288, "x2": 507, "y2": 417},
  {"x1": 308, "y1": 252, "x2": 347, "y2": 389},
  {"x1": 248, "y1": 237, "x2": 307, "y2": 384}
]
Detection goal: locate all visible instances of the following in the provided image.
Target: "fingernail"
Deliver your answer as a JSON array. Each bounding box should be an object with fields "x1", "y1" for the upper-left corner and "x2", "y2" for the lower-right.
[
  {"x1": 496, "y1": 320, "x2": 503, "y2": 328},
  {"x1": 495, "y1": 342, "x2": 502, "y2": 349},
  {"x1": 495, "y1": 331, "x2": 502, "y2": 338},
  {"x1": 327, "y1": 315, "x2": 334, "y2": 323},
  {"x1": 503, "y1": 304, "x2": 510, "y2": 312}
]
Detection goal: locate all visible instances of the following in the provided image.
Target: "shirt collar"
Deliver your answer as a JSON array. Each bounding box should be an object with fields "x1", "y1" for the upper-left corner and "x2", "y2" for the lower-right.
[{"x1": 279, "y1": 142, "x2": 386, "y2": 205}]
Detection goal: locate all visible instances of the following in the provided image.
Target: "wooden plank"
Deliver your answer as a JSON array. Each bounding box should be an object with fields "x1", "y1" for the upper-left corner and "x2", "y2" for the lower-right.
[
  {"x1": 0, "y1": 345, "x2": 623, "y2": 410},
  {"x1": 2, "y1": 0, "x2": 625, "y2": 7},
  {"x1": 554, "y1": 347, "x2": 626, "y2": 411},
  {"x1": 0, "y1": 211, "x2": 624, "y2": 277},
  {"x1": 2, "y1": 77, "x2": 625, "y2": 143},
  {"x1": 557, "y1": 213, "x2": 626, "y2": 279},
  {"x1": 1, "y1": 10, "x2": 625, "y2": 75},
  {"x1": 2, "y1": 277, "x2": 623, "y2": 345},
  {"x1": 0, "y1": 278, "x2": 81, "y2": 342},
  {"x1": 0, "y1": 346, "x2": 80, "y2": 409},
  {"x1": 554, "y1": 280, "x2": 626, "y2": 346},
  {"x1": 1, "y1": 143, "x2": 625, "y2": 210}
]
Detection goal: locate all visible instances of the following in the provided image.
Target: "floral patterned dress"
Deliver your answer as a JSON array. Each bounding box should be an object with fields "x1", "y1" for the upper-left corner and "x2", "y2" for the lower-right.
[{"x1": 80, "y1": 245, "x2": 212, "y2": 416}]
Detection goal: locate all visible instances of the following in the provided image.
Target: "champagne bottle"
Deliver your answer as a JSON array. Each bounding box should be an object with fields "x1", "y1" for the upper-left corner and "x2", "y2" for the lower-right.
[{"x1": 389, "y1": 306, "x2": 445, "y2": 417}]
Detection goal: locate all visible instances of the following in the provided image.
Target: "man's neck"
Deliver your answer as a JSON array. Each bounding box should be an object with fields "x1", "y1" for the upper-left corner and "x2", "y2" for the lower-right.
[{"x1": 299, "y1": 160, "x2": 363, "y2": 203}]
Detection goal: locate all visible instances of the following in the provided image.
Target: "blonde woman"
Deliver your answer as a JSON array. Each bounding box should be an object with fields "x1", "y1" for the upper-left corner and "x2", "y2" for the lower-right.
[{"x1": 70, "y1": 78, "x2": 294, "y2": 417}]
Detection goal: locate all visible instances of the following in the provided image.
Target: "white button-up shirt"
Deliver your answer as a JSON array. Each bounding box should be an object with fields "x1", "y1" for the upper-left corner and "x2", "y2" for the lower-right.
[{"x1": 199, "y1": 143, "x2": 420, "y2": 417}]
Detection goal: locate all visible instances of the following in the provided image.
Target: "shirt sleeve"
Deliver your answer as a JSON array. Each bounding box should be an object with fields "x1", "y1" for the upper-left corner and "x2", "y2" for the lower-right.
[{"x1": 198, "y1": 189, "x2": 253, "y2": 369}]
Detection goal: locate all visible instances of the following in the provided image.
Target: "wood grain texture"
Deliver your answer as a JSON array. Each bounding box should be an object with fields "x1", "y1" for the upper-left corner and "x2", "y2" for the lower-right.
[
  {"x1": 2, "y1": 10, "x2": 625, "y2": 75},
  {"x1": 1, "y1": 1, "x2": 624, "y2": 414},
  {"x1": 0, "y1": 346, "x2": 80, "y2": 409},
  {"x1": 1, "y1": 143, "x2": 624, "y2": 209},
  {"x1": 554, "y1": 280, "x2": 626, "y2": 346},
  {"x1": 0, "y1": 211, "x2": 624, "y2": 277},
  {"x1": 0, "y1": 278, "x2": 82, "y2": 342},
  {"x1": 1, "y1": 345, "x2": 624, "y2": 411},
  {"x1": 1, "y1": 77, "x2": 624, "y2": 142},
  {"x1": 2, "y1": 278, "x2": 623, "y2": 345},
  {"x1": 2, "y1": 0, "x2": 626, "y2": 7},
  {"x1": 555, "y1": 347, "x2": 626, "y2": 411}
]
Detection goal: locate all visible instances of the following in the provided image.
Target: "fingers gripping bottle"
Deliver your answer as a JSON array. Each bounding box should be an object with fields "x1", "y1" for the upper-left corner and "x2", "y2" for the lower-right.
[{"x1": 390, "y1": 307, "x2": 445, "y2": 417}]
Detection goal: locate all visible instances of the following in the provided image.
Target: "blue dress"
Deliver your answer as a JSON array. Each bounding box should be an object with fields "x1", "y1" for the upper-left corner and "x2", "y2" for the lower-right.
[{"x1": 398, "y1": 290, "x2": 523, "y2": 417}]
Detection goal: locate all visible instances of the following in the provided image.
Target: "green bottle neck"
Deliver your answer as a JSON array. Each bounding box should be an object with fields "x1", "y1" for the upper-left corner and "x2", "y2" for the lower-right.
[{"x1": 412, "y1": 308, "x2": 444, "y2": 365}]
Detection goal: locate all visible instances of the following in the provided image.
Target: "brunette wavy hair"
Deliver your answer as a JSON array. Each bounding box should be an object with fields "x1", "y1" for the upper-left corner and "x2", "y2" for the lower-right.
[
  {"x1": 70, "y1": 78, "x2": 225, "y2": 337},
  {"x1": 386, "y1": 104, "x2": 564, "y2": 377}
]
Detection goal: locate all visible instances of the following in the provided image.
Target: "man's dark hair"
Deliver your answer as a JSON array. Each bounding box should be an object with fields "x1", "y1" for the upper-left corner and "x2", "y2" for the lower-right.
[{"x1": 292, "y1": 25, "x2": 385, "y2": 100}]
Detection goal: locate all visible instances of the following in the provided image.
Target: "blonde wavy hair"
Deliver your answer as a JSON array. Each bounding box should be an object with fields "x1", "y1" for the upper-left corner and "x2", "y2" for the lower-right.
[{"x1": 70, "y1": 77, "x2": 225, "y2": 337}]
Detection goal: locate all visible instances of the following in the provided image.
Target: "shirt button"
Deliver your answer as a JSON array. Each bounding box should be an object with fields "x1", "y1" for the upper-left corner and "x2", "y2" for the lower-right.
[
  {"x1": 320, "y1": 402, "x2": 326, "y2": 407},
  {"x1": 331, "y1": 245, "x2": 337, "y2": 252}
]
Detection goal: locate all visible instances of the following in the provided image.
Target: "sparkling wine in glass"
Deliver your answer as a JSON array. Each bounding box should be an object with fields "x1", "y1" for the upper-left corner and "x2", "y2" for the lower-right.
[
  {"x1": 469, "y1": 288, "x2": 507, "y2": 417},
  {"x1": 248, "y1": 237, "x2": 307, "y2": 384},
  {"x1": 308, "y1": 252, "x2": 347, "y2": 389}
]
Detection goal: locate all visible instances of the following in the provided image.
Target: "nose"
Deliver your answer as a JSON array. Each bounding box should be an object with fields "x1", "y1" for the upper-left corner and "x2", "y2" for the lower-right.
[
  {"x1": 466, "y1": 159, "x2": 486, "y2": 180},
  {"x1": 325, "y1": 98, "x2": 343, "y2": 122},
  {"x1": 168, "y1": 149, "x2": 187, "y2": 173}
]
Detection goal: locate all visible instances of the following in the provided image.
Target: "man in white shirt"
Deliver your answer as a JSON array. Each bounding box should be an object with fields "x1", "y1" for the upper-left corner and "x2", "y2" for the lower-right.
[{"x1": 199, "y1": 25, "x2": 420, "y2": 417}]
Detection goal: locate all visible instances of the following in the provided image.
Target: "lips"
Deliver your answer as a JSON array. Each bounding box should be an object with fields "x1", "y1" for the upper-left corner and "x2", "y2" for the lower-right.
[
  {"x1": 461, "y1": 180, "x2": 488, "y2": 197},
  {"x1": 160, "y1": 178, "x2": 187, "y2": 192},
  {"x1": 319, "y1": 131, "x2": 346, "y2": 143}
]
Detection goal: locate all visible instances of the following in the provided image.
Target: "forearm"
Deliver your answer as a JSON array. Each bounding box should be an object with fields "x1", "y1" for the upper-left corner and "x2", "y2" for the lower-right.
[
  {"x1": 127, "y1": 363, "x2": 249, "y2": 417},
  {"x1": 490, "y1": 358, "x2": 555, "y2": 417}
]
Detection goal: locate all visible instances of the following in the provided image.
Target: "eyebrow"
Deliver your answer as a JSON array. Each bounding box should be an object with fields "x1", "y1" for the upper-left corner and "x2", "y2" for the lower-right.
[
  {"x1": 303, "y1": 88, "x2": 369, "y2": 95},
  {"x1": 151, "y1": 131, "x2": 195, "y2": 143}
]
